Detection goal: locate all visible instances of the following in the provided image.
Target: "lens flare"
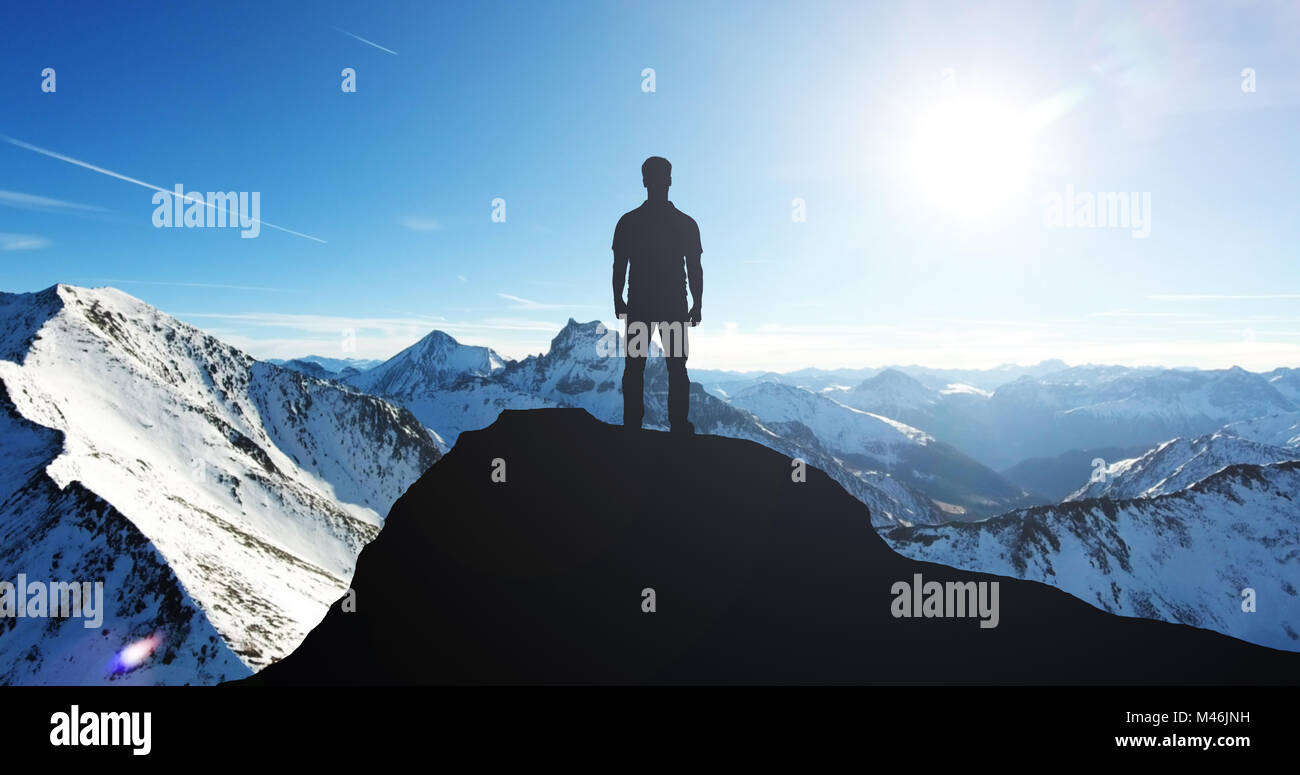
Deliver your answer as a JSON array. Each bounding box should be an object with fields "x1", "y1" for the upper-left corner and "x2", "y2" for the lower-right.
[{"x1": 109, "y1": 632, "x2": 164, "y2": 675}]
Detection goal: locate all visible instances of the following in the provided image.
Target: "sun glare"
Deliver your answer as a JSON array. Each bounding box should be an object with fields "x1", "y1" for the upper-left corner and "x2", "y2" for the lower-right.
[{"x1": 896, "y1": 93, "x2": 1039, "y2": 223}]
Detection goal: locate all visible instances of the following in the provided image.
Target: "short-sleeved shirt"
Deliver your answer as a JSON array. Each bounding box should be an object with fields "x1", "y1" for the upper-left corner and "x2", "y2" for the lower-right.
[{"x1": 612, "y1": 200, "x2": 702, "y2": 321}]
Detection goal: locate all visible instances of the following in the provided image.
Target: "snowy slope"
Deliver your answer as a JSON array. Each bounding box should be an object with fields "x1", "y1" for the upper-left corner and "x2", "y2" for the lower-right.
[
  {"x1": 728, "y1": 380, "x2": 933, "y2": 453},
  {"x1": 886, "y1": 460, "x2": 1300, "y2": 651},
  {"x1": 724, "y1": 381, "x2": 1038, "y2": 519},
  {"x1": 0, "y1": 285, "x2": 440, "y2": 684},
  {"x1": 0, "y1": 380, "x2": 245, "y2": 684},
  {"x1": 1227, "y1": 411, "x2": 1300, "y2": 448},
  {"x1": 1265, "y1": 368, "x2": 1300, "y2": 406},
  {"x1": 1067, "y1": 430, "x2": 1300, "y2": 501}
]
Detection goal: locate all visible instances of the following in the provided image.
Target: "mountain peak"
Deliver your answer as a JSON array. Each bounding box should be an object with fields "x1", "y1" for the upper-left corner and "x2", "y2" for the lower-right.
[
  {"x1": 347, "y1": 328, "x2": 505, "y2": 395},
  {"x1": 547, "y1": 319, "x2": 610, "y2": 359}
]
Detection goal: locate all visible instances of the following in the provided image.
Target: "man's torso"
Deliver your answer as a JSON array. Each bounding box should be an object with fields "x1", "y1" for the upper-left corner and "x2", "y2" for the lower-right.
[{"x1": 613, "y1": 201, "x2": 701, "y2": 321}]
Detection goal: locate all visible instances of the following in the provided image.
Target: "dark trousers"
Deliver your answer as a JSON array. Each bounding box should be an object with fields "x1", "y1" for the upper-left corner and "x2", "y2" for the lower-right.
[{"x1": 622, "y1": 318, "x2": 690, "y2": 428}]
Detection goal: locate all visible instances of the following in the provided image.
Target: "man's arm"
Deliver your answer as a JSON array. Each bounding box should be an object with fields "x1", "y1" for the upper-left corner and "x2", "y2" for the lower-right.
[
  {"x1": 612, "y1": 216, "x2": 629, "y2": 317},
  {"x1": 612, "y1": 250, "x2": 629, "y2": 318},
  {"x1": 686, "y1": 252, "x2": 702, "y2": 325}
]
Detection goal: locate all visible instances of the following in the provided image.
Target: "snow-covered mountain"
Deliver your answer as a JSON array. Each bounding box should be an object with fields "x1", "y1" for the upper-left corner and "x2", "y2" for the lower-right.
[
  {"x1": 1265, "y1": 367, "x2": 1300, "y2": 406},
  {"x1": 999, "y1": 444, "x2": 1154, "y2": 501},
  {"x1": 834, "y1": 364, "x2": 1296, "y2": 470},
  {"x1": 724, "y1": 381, "x2": 1039, "y2": 519},
  {"x1": 890, "y1": 360, "x2": 1072, "y2": 392},
  {"x1": 886, "y1": 459, "x2": 1300, "y2": 651},
  {"x1": 0, "y1": 285, "x2": 440, "y2": 685},
  {"x1": 729, "y1": 380, "x2": 934, "y2": 451},
  {"x1": 353, "y1": 319, "x2": 985, "y2": 528},
  {"x1": 8, "y1": 285, "x2": 1295, "y2": 675},
  {"x1": 1228, "y1": 410, "x2": 1300, "y2": 448},
  {"x1": 269, "y1": 356, "x2": 381, "y2": 381},
  {"x1": 1067, "y1": 430, "x2": 1300, "y2": 501},
  {"x1": 346, "y1": 330, "x2": 505, "y2": 396},
  {"x1": 839, "y1": 368, "x2": 941, "y2": 423},
  {"x1": 694, "y1": 360, "x2": 1071, "y2": 395}
]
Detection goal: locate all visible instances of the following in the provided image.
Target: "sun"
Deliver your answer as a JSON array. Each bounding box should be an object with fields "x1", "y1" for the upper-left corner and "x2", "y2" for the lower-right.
[{"x1": 895, "y1": 93, "x2": 1039, "y2": 223}]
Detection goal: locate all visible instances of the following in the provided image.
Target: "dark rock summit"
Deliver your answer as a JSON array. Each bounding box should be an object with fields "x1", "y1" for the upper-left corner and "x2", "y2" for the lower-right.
[{"x1": 251, "y1": 408, "x2": 1300, "y2": 685}]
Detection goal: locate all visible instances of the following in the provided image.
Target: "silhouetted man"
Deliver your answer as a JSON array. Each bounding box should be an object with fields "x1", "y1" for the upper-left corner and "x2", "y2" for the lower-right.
[{"x1": 612, "y1": 156, "x2": 702, "y2": 433}]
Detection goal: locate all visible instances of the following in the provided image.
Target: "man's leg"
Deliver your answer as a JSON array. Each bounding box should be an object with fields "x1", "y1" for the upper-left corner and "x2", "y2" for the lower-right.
[
  {"x1": 622, "y1": 317, "x2": 649, "y2": 428},
  {"x1": 662, "y1": 320, "x2": 692, "y2": 432}
]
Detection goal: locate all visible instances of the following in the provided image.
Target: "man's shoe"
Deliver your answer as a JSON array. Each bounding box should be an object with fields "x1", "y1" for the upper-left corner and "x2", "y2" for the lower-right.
[{"x1": 671, "y1": 420, "x2": 695, "y2": 435}]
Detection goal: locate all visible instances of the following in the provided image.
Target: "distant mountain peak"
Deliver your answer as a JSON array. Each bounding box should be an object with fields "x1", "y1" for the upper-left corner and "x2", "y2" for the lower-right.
[{"x1": 346, "y1": 328, "x2": 505, "y2": 396}]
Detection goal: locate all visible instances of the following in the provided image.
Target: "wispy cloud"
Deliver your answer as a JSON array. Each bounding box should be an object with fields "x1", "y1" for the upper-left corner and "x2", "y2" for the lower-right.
[
  {"x1": 0, "y1": 135, "x2": 326, "y2": 243},
  {"x1": 84, "y1": 278, "x2": 293, "y2": 292},
  {"x1": 177, "y1": 311, "x2": 445, "y2": 335},
  {"x1": 497, "y1": 293, "x2": 584, "y2": 311},
  {"x1": 1088, "y1": 310, "x2": 1195, "y2": 318},
  {"x1": 401, "y1": 216, "x2": 440, "y2": 232},
  {"x1": 0, "y1": 233, "x2": 51, "y2": 251},
  {"x1": 1149, "y1": 293, "x2": 1300, "y2": 301},
  {"x1": 0, "y1": 190, "x2": 105, "y2": 213},
  {"x1": 332, "y1": 26, "x2": 398, "y2": 55}
]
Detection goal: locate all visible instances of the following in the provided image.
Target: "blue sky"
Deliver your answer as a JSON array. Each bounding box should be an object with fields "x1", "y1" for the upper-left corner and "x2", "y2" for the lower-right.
[{"x1": 2, "y1": 0, "x2": 1299, "y2": 370}]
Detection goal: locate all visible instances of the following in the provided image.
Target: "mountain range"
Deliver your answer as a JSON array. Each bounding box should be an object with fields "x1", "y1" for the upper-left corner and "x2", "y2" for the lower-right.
[
  {"x1": 886, "y1": 458, "x2": 1300, "y2": 651},
  {"x1": 3, "y1": 283, "x2": 1298, "y2": 684},
  {"x1": 341, "y1": 318, "x2": 1037, "y2": 525},
  {"x1": 268, "y1": 356, "x2": 383, "y2": 382}
]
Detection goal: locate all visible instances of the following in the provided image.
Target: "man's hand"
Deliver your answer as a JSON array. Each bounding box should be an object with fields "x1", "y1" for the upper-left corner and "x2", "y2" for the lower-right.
[
  {"x1": 614, "y1": 297, "x2": 628, "y2": 318},
  {"x1": 688, "y1": 305, "x2": 701, "y2": 327}
]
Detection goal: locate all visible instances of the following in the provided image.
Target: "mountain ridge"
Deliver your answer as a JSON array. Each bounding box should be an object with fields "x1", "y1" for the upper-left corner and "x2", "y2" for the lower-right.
[{"x1": 0, "y1": 284, "x2": 441, "y2": 684}]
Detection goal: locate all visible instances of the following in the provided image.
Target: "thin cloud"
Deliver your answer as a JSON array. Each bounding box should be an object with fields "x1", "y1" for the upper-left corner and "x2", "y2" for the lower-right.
[
  {"x1": 0, "y1": 190, "x2": 105, "y2": 213},
  {"x1": 332, "y1": 26, "x2": 398, "y2": 55},
  {"x1": 0, "y1": 233, "x2": 51, "y2": 251},
  {"x1": 1149, "y1": 293, "x2": 1300, "y2": 301},
  {"x1": 0, "y1": 135, "x2": 326, "y2": 243},
  {"x1": 497, "y1": 293, "x2": 577, "y2": 311},
  {"x1": 401, "y1": 216, "x2": 441, "y2": 232},
  {"x1": 85, "y1": 279, "x2": 293, "y2": 292},
  {"x1": 1088, "y1": 310, "x2": 1194, "y2": 318},
  {"x1": 178, "y1": 311, "x2": 446, "y2": 335}
]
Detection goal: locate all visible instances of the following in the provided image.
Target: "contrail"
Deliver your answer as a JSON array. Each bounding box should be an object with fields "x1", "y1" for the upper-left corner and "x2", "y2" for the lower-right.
[
  {"x1": 84, "y1": 279, "x2": 295, "y2": 293},
  {"x1": 0, "y1": 135, "x2": 326, "y2": 243},
  {"x1": 332, "y1": 26, "x2": 398, "y2": 55}
]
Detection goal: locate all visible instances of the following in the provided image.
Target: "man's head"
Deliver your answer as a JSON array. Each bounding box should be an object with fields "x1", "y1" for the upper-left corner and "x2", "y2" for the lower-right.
[{"x1": 642, "y1": 156, "x2": 671, "y2": 197}]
